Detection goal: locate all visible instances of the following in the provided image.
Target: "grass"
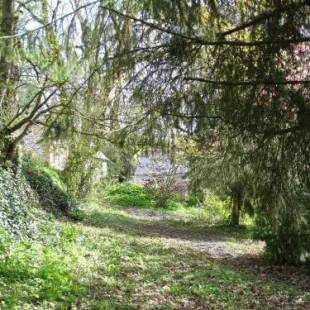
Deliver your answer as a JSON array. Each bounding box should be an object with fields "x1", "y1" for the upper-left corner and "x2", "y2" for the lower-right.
[
  {"x1": 1, "y1": 202, "x2": 309, "y2": 309},
  {"x1": 41, "y1": 166, "x2": 67, "y2": 192},
  {"x1": 105, "y1": 182, "x2": 253, "y2": 226}
]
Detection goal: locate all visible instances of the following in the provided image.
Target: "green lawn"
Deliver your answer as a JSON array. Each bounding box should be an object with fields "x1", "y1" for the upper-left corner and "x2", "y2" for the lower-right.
[{"x1": 0, "y1": 202, "x2": 309, "y2": 309}]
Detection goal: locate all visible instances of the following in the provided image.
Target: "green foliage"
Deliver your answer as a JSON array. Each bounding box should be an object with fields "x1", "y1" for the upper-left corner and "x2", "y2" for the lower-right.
[
  {"x1": 0, "y1": 167, "x2": 38, "y2": 237},
  {"x1": 106, "y1": 182, "x2": 157, "y2": 208},
  {"x1": 0, "y1": 228, "x2": 85, "y2": 308},
  {"x1": 21, "y1": 155, "x2": 77, "y2": 214},
  {"x1": 185, "y1": 193, "x2": 203, "y2": 207},
  {"x1": 68, "y1": 208, "x2": 87, "y2": 221},
  {"x1": 63, "y1": 141, "x2": 99, "y2": 199},
  {"x1": 253, "y1": 206, "x2": 310, "y2": 265},
  {"x1": 41, "y1": 166, "x2": 67, "y2": 192},
  {"x1": 171, "y1": 191, "x2": 230, "y2": 225},
  {"x1": 106, "y1": 182, "x2": 185, "y2": 209},
  {"x1": 143, "y1": 173, "x2": 181, "y2": 208},
  {"x1": 60, "y1": 224, "x2": 79, "y2": 244},
  {"x1": 250, "y1": 181, "x2": 310, "y2": 265},
  {"x1": 200, "y1": 191, "x2": 230, "y2": 224},
  {"x1": 105, "y1": 182, "x2": 231, "y2": 225}
]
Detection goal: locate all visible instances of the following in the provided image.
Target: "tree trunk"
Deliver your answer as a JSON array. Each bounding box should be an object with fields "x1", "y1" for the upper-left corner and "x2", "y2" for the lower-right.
[
  {"x1": 231, "y1": 197, "x2": 240, "y2": 226},
  {"x1": 0, "y1": 133, "x2": 19, "y2": 169},
  {"x1": 118, "y1": 151, "x2": 138, "y2": 183},
  {"x1": 0, "y1": 0, "x2": 14, "y2": 108},
  {"x1": 230, "y1": 185, "x2": 242, "y2": 226},
  {"x1": 0, "y1": 1, "x2": 16, "y2": 165}
]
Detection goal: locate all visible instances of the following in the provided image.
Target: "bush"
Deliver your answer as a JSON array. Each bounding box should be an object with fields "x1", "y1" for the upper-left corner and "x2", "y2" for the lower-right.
[
  {"x1": 143, "y1": 168, "x2": 187, "y2": 208},
  {"x1": 0, "y1": 167, "x2": 38, "y2": 237},
  {"x1": 253, "y1": 206, "x2": 310, "y2": 265},
  {"x1": 173, "y1": 191, "x2": 230, "y2": 225},
  {"x1": 106, "y1": 182, "x2": 186, "y2": 209},
  {"x1": 202, "y1": 191, "x2": 230, "y2": 224},
  {"x1": 186, "y1": 194, "x2": 203, "y2": 207},
  {"x1": 107, "y1": 182, "x2": 156, "y2": 208},
  {"x1": 144, "y1": 177, "x2": 176, "y2": 208},
  {"x1": 68, "y1": 208, "x2": 86, "y2": 221},
  {"x1": 21, "y1": 156, "x2": 78, "y2": 215}
]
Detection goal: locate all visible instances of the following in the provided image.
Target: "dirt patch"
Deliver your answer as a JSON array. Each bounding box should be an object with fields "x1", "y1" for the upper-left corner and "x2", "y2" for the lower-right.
[{"x1": 113, "y1": 205, "x2": 182, "y2": 221}]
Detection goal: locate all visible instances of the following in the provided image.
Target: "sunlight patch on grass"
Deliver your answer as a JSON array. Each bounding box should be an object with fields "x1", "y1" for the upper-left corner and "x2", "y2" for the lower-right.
[{"x1": 1, "y1": 202, "x2": 308, "y2": 309}]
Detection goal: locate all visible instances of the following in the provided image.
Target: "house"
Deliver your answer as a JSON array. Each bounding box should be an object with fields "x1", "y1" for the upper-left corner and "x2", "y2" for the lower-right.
[{"x1": 20, "y1": 126, "x2": 108, "y2": 181}]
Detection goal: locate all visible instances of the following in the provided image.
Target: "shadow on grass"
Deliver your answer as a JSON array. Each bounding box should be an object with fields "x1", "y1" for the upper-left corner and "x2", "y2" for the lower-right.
[
  {"x1": 81, "y1": 212, "x2": 309, "y2": 310},
  {"x1": 81, "y1": 207, "x2": 310, "y2": 295},
  {"x1": 83, "y1": 208, "x2": 232, "y2": 243}
]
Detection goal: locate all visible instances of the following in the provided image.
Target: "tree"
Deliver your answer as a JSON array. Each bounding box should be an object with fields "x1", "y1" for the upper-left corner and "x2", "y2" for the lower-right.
[
  {"x1": 0, "y1": 0, "x2": 308, "y2": 263},
  {"x1": 0, "y1": 0, "x2": 17, "y2": 163},
  {"x1": 96, "y1": 0, "x2": 309, "y2": 263}
]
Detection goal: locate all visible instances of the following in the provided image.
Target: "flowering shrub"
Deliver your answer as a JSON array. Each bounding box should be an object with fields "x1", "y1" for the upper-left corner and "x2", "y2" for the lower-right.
[{"x1": 143, "y1": 166, "x2": 189, "y2": 208}]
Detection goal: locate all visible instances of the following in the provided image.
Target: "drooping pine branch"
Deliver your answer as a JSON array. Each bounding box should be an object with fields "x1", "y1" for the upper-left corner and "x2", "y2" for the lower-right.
[{"x1": 184, "y1": 77, "x2": 310, "y2": 86}]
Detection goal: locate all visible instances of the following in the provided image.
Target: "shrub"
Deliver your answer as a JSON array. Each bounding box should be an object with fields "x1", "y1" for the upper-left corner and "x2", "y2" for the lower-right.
[
  {"x1": 175, "y1": 191, "x2": 230, "y2": 225},
  {"x1": 21, "y1": 156, "x2": 78, "y2": 215},
  {"x1": 186, "y1": 194, "x2": 202, "y2": 207},
  {"x1": 253, "y1": 205, "x2": 310, "y2": 265},
  {"x1": 107, "y1": 182, "x2": 156, "y2": 208},
  {"x1": 68, "y1": 208, "x2": 86, "y2": 221},
  {"x1": 202, "y1": 191, "x2": 230, "y2": 224},
  {"x1": 143, "y1": 166, "x2": 183, "y2": 208},
  {"x1": 144, "y1": 176, "x2": 175, "y2": 208},
  {"x1": 106, "y1": 181, "x2": 184, "y2": 209}
]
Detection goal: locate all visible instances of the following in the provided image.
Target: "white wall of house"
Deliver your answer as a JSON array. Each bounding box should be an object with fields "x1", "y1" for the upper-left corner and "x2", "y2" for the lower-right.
[
  {"x1": 132, "y1": 153, "x2": 188, "y2": 184},
  {"x1": 48, "y1": 145, "x2": 67, "y2": 170}
]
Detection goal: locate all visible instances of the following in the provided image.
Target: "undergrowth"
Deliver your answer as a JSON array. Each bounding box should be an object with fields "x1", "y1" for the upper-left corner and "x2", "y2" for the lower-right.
[
  {"x1": 106, "y1": 182, "x2": 157, "y2": 209},
  {"x1": 21, "y1": 155, "x2": 84, "y2": 219},
  {"x1": 0, "y1": 202, "x2": 308, "y2": 309},
  {"x1": 0, "y1": 166, "x2": 38, "y2": 237},
  {"x1": 0, "y1": 226, "x2": 85, "y2": 309},
  {"x1": 105, "y1": 182, "x2": 232, "y2": 225}
]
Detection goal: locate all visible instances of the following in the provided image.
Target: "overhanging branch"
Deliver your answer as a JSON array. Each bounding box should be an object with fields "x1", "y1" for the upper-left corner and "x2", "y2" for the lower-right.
[
  {"x1": 101, "y1": 5, "x2": 310, "y2": 47},
  {"x1": 184, "y1": 77, "x2": 310, "y2": 86},
  {"x1": 218, "y1": 1, "x2": 310, "y2": 37}
]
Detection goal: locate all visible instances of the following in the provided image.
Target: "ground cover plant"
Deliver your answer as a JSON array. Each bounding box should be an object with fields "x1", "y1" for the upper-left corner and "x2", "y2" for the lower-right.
[
  {"x1": 0, "y1": 226, "x2": 85, "y2": 308},
  {"x1": 1, "y1": 202, "x2": 309, "y2": 309},
  {"x1": 0, "y1": 166, "x2": 38, "y2": 237}
]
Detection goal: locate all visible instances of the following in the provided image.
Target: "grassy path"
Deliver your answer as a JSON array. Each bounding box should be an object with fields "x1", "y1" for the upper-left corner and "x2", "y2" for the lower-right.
[
  {"x1": 63, "y1": 203, "x2": 309, "y2": 309},
  {"x1": 103, "y1": 205, "x2": 263, "y2": 260}
]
